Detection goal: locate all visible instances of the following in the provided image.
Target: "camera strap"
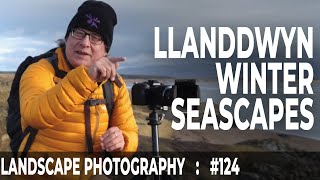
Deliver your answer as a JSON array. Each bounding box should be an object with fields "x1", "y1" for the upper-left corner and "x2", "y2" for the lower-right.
[
  {"x1": 84, "y1": 79, "x2": 122, "y2": 154},
  {"x1": 103, "y1": 81, "x2": 114, "y2": 119},
  {"x1": 84, "y1": 97, "x2": 108, "y2": 154},
  {"x1": 84, "y1": 100, "x2": 94, "y2": 154}
]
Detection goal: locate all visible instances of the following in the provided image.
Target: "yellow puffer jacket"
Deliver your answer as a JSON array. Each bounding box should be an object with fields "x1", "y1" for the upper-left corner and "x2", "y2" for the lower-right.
[{"x1": 19, "y1": 47, "x2": 138, "y2": 153}]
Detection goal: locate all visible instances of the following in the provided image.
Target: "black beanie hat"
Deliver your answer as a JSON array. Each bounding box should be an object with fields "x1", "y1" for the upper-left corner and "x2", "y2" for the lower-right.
[{"x1": 65, "y1": 0, "x2": 117, "y2": 52}]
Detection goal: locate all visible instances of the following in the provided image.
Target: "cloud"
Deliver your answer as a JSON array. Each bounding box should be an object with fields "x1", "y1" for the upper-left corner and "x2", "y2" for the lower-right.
[
  {"x1": 0, "y1": 35, "x2": 51, "y2": 50},
  {"x1": 0, "y1": 48, "x2": 14, "y2": 55},
  {"x1": 30, "y1": 40, "x2": 49, "y2": 46},
  {"x1": 22, "y1": 48, "x2": 37, "y2": 55},
  {"x1": 0, "y1": 56, "x2": 6, "y2": 61},
  {"x1": 54, "y1": 31, "x2": 65, "y2": 40},
  {"x1": 0, "y1": 56, "x2": 21, "y2": 67},
  {"x1": 0, "y1": 30, "x2": 55, "y2": 70},
  {"x1": 122, "y1": 53, "x2": 152, "y2": 66}
]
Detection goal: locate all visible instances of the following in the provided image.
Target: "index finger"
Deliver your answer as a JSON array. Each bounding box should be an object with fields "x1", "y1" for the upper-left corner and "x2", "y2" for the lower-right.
[{"x1": 108, "y1": 57, "x2": 127, "y2": 63}]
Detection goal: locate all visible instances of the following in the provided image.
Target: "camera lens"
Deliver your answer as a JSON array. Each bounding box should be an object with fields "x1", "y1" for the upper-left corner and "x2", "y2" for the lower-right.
[
  {"x1": 132, "y1": 82, "x2": 150, "y2": 105},
  {"x1": 162, "y1": 85, "x2": 177, "y2": 106}
]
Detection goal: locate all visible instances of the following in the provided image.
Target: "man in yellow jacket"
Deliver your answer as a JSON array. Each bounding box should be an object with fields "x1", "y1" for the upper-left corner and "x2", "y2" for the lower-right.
[{"x1": 19, "y1": 0, "x2": 138, "y2": 154}]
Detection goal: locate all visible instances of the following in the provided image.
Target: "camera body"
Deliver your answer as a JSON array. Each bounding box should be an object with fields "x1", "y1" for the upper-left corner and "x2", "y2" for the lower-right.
[{"x1": 132, "y1": 79, "x2": 199, "y2": 107}]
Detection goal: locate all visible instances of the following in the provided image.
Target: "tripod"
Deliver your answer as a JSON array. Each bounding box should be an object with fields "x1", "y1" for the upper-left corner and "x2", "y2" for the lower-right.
[
  {"x1": 132, "y1": 105, "x2": 173, "y2": 180},
  {"x1": 148, "y1": 106, "x2": 164, "y2": 158}
]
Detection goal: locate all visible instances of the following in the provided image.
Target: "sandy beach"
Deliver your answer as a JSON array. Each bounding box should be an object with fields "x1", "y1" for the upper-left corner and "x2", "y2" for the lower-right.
[{"x1": 135, "y1": 106, "x2": 320, "y2": 153}]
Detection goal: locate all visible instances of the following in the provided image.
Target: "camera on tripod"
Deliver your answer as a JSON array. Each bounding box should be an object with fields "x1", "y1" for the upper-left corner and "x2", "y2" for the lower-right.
[
  {"x1": 131, "y1": 79, "x2": 200, "y2": 107},
  {"x1": 131, "y1": 79, "x2": 200, "y2": 176}
]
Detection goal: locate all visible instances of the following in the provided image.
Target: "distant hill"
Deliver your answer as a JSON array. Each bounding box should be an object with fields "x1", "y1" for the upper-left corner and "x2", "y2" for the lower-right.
[{"x1": 0, "y1": 71, "x2": 15, "y2": 74}]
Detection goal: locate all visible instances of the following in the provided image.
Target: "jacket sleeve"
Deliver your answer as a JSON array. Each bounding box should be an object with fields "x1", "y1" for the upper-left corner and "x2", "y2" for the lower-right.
[
  {"x1": 20, "y1": 60, "x2": 98, "y2": 129},
  {"x1": 110, "y1": 76, "x2": 138, "y2": 153}
]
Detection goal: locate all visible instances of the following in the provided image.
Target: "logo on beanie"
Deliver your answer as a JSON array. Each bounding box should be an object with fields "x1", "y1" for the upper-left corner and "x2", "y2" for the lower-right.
[{"x1": 86, "y1": 14, "x2": 100, "y2": 29}]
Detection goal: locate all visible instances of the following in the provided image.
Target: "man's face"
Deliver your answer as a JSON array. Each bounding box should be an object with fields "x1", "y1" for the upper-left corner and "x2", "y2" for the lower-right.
[{"x1": 65, "y1": 28, "x2": 107, "y2": 67}]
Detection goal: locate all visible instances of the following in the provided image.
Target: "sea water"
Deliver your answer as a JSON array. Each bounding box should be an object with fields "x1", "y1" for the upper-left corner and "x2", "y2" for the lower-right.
[{"x1": 200, "y1": 80, "x2": 320, "y2": 140}]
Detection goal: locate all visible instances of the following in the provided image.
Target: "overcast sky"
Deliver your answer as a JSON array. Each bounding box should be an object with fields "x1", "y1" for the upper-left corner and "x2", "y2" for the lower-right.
[{"x1": 1, "y1": 0, "x2": 320, "y2": 79}]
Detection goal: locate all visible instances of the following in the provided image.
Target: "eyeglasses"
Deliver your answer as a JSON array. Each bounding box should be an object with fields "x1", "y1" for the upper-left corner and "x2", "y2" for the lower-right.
[{"x1": 71, "y1": 29, "x2": 103, "y2": 45}]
